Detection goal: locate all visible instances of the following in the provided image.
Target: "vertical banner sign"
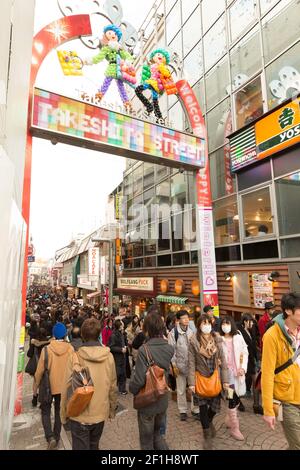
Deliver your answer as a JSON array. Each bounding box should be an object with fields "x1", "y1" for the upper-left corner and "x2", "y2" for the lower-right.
[
  {"x1": 100, "y1": 256, "x2": 107, "y2": 285},
  {"x1": 177, "y1": 80, "x2": 219, "y2": 316},
  {"x1": 115, "y1": 238, "x2": 122, "y2": 265},
  {"x1": 88, "y1": 247, "x2": 100, "y2": 276}
]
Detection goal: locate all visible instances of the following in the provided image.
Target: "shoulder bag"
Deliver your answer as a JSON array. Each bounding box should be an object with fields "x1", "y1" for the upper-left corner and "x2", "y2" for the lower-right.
[
  {"x1": 38, "y1": 347, "x2": 52, "y2": 405},
  {"x1": 66, "y1": 352, "x2": 94, "y2": 418}
]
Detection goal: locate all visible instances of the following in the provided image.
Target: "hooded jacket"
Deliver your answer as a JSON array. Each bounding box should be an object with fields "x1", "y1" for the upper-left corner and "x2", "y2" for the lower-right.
[
  {"x1": 60, "y1": 342, "x2": 118, "y2": 425},
  {"x1": 168, "y1": 324, "x2": 194, "y2": 376},
  {"x1": 35, "y1": 339, "x2": 74, "y2": 395},
  {"x1": 261, "y1": 314, "x2": 300, "y2": 416}
]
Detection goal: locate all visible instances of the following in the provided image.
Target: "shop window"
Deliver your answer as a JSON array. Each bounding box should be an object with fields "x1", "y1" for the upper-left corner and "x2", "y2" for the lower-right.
[
  {"x1": 171, "y1": 173, "x2": 187, "y2": 211},
  {"x1": 166, "y1": 0, "x2": 181, "y2": 45},
  {"x1": 183, "y1": 42, "x2": 203, "y2": 86},
  {"x1": 262, "y1": 0, "x2": 300, "y2": 65},
  {"x1": 157, "y1": 180, "x2": 171, "y2": 220},
  {"x1": 203, "y1": 16, "x2": 226, "y2": 71},
  {"x1": 213, "y1": 196, "x2": 240, "y2": 246},
  {"x1": 124, "y1": 259, "x2": 133, "y2": 269},
  {"x1": 158, "y1": 220, "x2": 171, "y2": 251},
  {"x1": 276, "y1": 171, "x2": 300, "y2": 236},
  {"x1": 281, "y1": 237, "x2": 300, "y2": 258},
  {"x1": 158, "y1": 254, "x2": 172, "y2": 267},
  {"x1": 202, "y1": 0, "x2": 225, "y2": 34},
  {"x1": 242, "y1": 187, "x2": 274, "y2": 238},
  {"x1": 210, "y1": 146, "x2": 236, "y2": 201},
  {"x1": 144, "y1": 236, "x2": 157, "y2": 256},
  {"x1": 144, "y1": 256, "x2": 156, "y2": 268},
  {"x1": 243, "y1": 240, "x2": 279, "y2": 259},
  {"x1": 229, "y1": 0, "x2": 257, "y2": 43},
  {"x1": 237, "y1": 160, "x2": 272, "y2": 191},
  {"x1": 187, "y1": 173, "x2": 197, "y2": 208},
  {"x1": 191, "y1": 251, "x2": 199, "y2": 264},
  {"x1": 234, "y1": 76, "x2": 264, "y2": 129},
  {"x1": 205, "y1": 58, "x2": 230, "y2": 111},
  {"x1": 265, "y1": 41, "x2": 300, "y2": 110},
  {"x1": 144, "y1": 163, "x2": 155, "y2": 190},
  {"x1": 273, "y1": 148, "x2": 300, "y2": 178},
  {"x1": 172, "y1": 213, "x2": 184, "y2": 252},
  {"x1": 182, "y1": 0, "x2": 199, "y2": 23},
  {"x1": 144, "y1": 187, "x2": 156, "y2": 225},
  {"x1": 134, "y1": 258, "x2": 144, "y2": 269},
  {"x1": 123, "y1": 172, "x2": 133, "y2": 197},
  {"x1": 215, "y1": 245, "x2": 241, "y2": 262},
  {"x1": 183, "y1": 209, "x2": 197, "y2": 251},
  {"x1": 233, "y1": 272, "x2": 251, "y2": 306},
  {"x1": 156, "y1": 165, "x2": 170, "y2": 182},
  {"x1": 182, "y1": 6, "x2": 201, "y2": 57},
  {"x1": 132, "y1": 164, "x2": 143, "y2": 197},
  {"x1": 133, "y1": 240, "x2": 144, "y2": 258},
  {"x1": 230, "y1": 26, "x2": 262, "y2": 92},
  {"x1": 207, "y1": 98, "x2": 231, "y2": 152},
  {"x1": 124, "y1": 242, "x2": 134, "y2": 259},
  {"x1": 173, "y1": 252, "x2": 191, "y2": 265}
]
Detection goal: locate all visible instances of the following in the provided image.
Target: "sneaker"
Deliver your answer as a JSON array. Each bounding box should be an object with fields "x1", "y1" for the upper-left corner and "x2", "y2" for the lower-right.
[
  {"x1": 238, "y1": 401, "x2": 245, "y2": 412},
  {"x1": 191, "y1": 411, "x2": 201, "y2": 420},
  {"x1": 120, "y1": 391, "x2": 128, "y2": 396},
  {"x1": 180, "y1": 413, "x2": 187, "y2": 421},
  {"x1": 47, "y1": 438, "x2": 57, "y2": 450}
]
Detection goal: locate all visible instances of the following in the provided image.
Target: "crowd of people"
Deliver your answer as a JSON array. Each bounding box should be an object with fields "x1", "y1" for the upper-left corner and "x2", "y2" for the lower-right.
[{"x1": 25, "y1": 286, "x2": 300, "y2": 451}]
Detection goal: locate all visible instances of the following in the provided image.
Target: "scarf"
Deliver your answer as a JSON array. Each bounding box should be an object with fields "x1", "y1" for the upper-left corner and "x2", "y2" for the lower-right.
[{"x1": 198, "y1": 333, "x2": 218, "y2": 359}]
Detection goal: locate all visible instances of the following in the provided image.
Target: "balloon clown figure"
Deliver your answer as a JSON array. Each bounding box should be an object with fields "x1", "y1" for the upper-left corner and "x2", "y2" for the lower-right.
[
  {"x1": 135, "y1": 48, "x2": 177, "y2": 121},
  {"x1": 85, "y1": 24, "x2": 136, "y2": 110}
]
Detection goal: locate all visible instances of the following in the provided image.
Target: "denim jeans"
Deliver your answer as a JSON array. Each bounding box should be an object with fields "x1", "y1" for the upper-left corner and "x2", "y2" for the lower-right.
[
  {"x1": 137, "y1": 411, "x2": 169, "y2": 450},
  {"x1": 70, "y1": 420, "x2": 105, "y2": 450},
  {"x1": 282, "y1": 403, "x2": 300, "y2": 450},
  {"x1": 40, "y1": 394, "x2": 61, "y2": 442}
]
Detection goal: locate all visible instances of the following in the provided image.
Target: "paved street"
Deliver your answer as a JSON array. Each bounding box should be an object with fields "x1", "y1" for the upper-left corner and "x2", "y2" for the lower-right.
[{"x1": 10, "y1": 369, "x2": 288, "y2": 451}]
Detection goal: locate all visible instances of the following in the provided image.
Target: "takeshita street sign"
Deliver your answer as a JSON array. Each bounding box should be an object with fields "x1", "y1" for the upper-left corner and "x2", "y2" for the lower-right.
[{"x1": 31, "y1": 87, "x2": 205, "y2": 171}]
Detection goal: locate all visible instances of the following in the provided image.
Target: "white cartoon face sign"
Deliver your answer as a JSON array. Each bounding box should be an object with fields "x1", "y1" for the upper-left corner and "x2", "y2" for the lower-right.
[
  {"x1": 57, "y1": 0, "x2": 103, "y2": 16},
  {"x1": 269, "y1": 66, "x2": 300, "y2": 103}
]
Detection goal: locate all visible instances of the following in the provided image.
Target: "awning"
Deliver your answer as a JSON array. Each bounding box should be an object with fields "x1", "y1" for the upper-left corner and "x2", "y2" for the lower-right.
[
  {"x1": 86, "y1": 291, "x2": 101, "y2": 299},
  {"x1": 156, "y1": 295, "x2": 188, "y2": 305}
]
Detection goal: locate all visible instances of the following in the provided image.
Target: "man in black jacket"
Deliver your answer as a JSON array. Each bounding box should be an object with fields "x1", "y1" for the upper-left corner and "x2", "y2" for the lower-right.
[{"x1": 108, "y1": 320, "x2": 127, "y2": 395}]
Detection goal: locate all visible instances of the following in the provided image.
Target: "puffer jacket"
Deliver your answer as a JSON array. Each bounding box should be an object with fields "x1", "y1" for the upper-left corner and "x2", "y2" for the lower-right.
[
  {"x1": 60, "y1": 342, "x2": 118, "y2": 425},
  {"x1": 35, "y1": 339, "x2": 74, "y2": 395},
  {"x1": 168, "y1": 324, "x2": 194, "y2": 376}
]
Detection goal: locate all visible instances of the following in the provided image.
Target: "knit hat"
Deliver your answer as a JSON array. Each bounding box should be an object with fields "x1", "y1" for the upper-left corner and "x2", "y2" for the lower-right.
[
  {"x1": 103, "y1": 24, "x2": 122, "y2": 41},
  {"x1": 53, "y1": 322, "x2": 67, "y2": 339}
]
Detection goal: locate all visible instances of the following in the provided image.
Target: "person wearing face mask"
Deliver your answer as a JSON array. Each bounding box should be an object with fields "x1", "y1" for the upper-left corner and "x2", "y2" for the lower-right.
[
  {"x1": 220, "y1": 317, "x2": 249, "y2": 441},
  {"x1": 238, "y1": 314, "x2": 263, "y2": 415},
  {"x1": 188, "y1": 314, "x2": 229, "y2": 449}
]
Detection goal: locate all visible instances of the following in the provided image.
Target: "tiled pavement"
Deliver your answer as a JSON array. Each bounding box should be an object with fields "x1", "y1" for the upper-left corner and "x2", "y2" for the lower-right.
[{"x1": 9, "y1": 370, "x2": 288, "y2": 451}]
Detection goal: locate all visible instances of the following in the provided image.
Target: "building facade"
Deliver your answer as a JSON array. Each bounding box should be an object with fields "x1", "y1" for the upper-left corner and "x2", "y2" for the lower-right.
[{"x1": 120, "y1": 0, "x2": 300, "y2": 318}]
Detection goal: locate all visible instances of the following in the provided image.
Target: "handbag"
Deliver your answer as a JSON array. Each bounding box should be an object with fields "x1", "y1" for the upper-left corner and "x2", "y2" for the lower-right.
[
  {"x1": 25, "y1": 348, "x2": 38, "y2": 376},
  {"x1": 133, "y1": 344, "x2": 168, "y2": 410},
  {"x1": 66, "y1": 353, "x2": 94, "y2": 418},
  {"x1": 195, "y1": 368, "x2": 222, "y2": 398},
  {"x1": 38, "y1": 347, "x2": 52, "y2": 405},
  {"x1": 167, "y1": 364, "x2": 177, "y2": 392}
]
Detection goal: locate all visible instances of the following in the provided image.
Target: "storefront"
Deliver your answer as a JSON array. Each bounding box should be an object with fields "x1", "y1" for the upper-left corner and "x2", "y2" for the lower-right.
[{"x1": 115, "y1": 276, "x2": 156, "y2": 316}]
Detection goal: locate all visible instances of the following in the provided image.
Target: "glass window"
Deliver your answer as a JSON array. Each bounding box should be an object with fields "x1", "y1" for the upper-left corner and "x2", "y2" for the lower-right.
[
  {"x1": 173, "y1": 252, "x2": 190, "y2": 265},
  {"x1": 144, "y1": 235, "x2": 157, "y2": 255},
  {"x1": 168, "y1": 31, "x2": 182, "y2": 58},
  {"x1": 123, "y1": 172, "x2": 133, "y2": 197},
  {"x1": 182, "y1": 7, "x2": 201, "y2": 57},
  {"x1": 281, "y1": 237, "x2": 300, "y2": 258},
  {"x1": 156, "y1": 165, "x2": 170, "y2": 181},
  {"x1": 205, "y1": 57, "x2": 230, "y2": 110},
  {"x1": 144, "y1": 187, "x2": 156, "y2": 225},
  {"x1": 243, "y1": 240, "x2": 279, "y2": 259},
  {"x1": 213, "y1": 196, "x2": 240, "y2": 246},
  {"x1": 172, "y1": 213, "x2": 184, "y2": 251},
  {"x1": 183, "y1": 41, "x2": 203, "y2": 86},
  {"x1": 144, "y1": 163, "x2": 155, "y2": 190},
  {"x1": 273, "y1": 147, "x2": 300, "y2": 178},
  {"x1": 158, "y1": 220, "x2": 171, "y2": 251},
  {"x1": 158, "y1": 254, "x2": 172, "y2": 266},
  {"x1": 124, "y1": 259, "x2": 133, "y2": 269},
  {"x1": 207, "y1": 98, "x2": 231, "y2": 152},
  {"x1": 171, "y1": 173, "x2": 187, "y2": 210},
  {"x1": 168, "y1": 101, "x2": 184, "y2": 131},
  {"x1": 134, "y1": 258, "x2": 143, "y2": 269},
  {"x1": 260, "y1": 0, "x2": 279, "y2": 15},
  {"x1": 187, "y1": 173, "x2": 197, "y2": 208},
  {"x1": 276, "y1": 171, "x2": 300, "y2": 236},
  {"x1": 192, "y1": 79, "x2": 206, "y2": 115},
  {"x1": 230, "y1": 27, "x2": 262, "y2": 92},
  {"x1": 215, "y1": 245, "x2": 241, "y2": 261},
  {"x1": 144, "y1": 256, "x2": 156, "y2": 268},
  {"x1": 132, "y1": 164, "x2": 143, "y2": 197},
  {"x1": 203, "y1": 16, "x2": 226, "y2": 71},
  {"x1": 183, "y1": 209, "x2": 197, "y2": 250},
  {"x1": 234, "y1": 76, "x2": 264, "y2": 129},
  {"x1": 265, "y1": 41, "x2": 300, "y2": 110},
  {"x1": 238, "y1": 160, "x2": 272, "y2": 191},
  {"x1": 202, "y1": 0, "x2": 225, "y2": 33},
  {"x1": 241, "y1": 187, "x2": 274, "y2": 238},
  {"x1": 233, "y1": 272, "x2": 251, "y2": 306},
  {"x1": 191, "y1": 251, "x2": 199, "y2": 264},
  {"x1": 210, "y1": 146, "x2": 236, "y2": 200},
  {"x1": 166, "y1": 1, "x2": 181, "y2": 44},
  {"x1": 157, "y1": 179, "x2": 171, "y2": 220},
  {"x1": 262, "y1": 0, "x2": 300, "y2": 65},
  {"x1": 182, "y1": 0, "x2": 199, "y2": 23},
  {"x1": 165, "y1": 0, "x2": 177, "y2": 15},
  {"x1": 229, "y1": 0, "x2": 257, "y2": 43}
]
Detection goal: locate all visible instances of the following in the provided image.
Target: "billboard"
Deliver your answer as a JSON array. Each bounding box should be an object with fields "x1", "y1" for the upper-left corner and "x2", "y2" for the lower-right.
[{"x1": 31, "y1": 88, "x2": 205, "y2": 171}]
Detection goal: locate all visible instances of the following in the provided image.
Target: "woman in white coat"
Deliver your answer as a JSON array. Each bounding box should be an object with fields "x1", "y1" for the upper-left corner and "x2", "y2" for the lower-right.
[{"x1": 220, "y1": 316, "x2": 248, "y2": 441}]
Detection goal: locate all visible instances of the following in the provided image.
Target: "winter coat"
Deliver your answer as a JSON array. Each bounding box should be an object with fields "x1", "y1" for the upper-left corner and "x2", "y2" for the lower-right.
[
  {"x1": 188, "y1": 333, "x2": 229, "y2": 387},
  {"x1": 129, "y1": 338, "x2": 174, "y2": 416},
  {"x1": 70, "y1": 337, "x2": 83, "y2": 351},
  {"x1": 238, "y1": 325, "x2": 258, "y2": 375},
  {"x1": 261, "y1": 314, "x2": 300, "y2": 417},
  {"x1": 258, "y1": 312, "x2": 272, "y2": 347},
  {"x1": 102, "y1": 326, "x2": 113, "y2": 347},
  {"x1": 108, "y1": 330, "x2": 126, "y2": 372},
  {"x1": 168, "y1": 325, "x2": 194, "y2": 376},
  {"x1": 221, "y1": 332, "x2": 249, "y2": 397},
  {"x1": 132, "y1": 332, "x2": 146, "y2": 363},
  {"x1": 60, "y1": 342, "x2": 118, "y2": 425},
  {"x1": 35, "y1": 339, "x2": 74, "y2": 395}
]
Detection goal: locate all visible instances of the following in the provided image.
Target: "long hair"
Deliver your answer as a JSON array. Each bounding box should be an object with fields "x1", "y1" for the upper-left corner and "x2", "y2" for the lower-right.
[{"x1": 219, "y1": 316, "x2": 239, "y2": 336}]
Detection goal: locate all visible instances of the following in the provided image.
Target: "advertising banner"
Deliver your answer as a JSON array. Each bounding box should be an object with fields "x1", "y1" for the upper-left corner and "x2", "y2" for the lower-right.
[
  {"x1": 252, "y1": 273, "x2": 274, "y2": 308},
  {"x1": 88, "y1": 247, "x2": 99, "y2": 276}
]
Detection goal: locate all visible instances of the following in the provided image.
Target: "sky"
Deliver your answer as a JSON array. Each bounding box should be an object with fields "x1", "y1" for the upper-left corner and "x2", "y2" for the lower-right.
[{"x1": 30, "y1": 0, "x2": 155, "y2": 259}]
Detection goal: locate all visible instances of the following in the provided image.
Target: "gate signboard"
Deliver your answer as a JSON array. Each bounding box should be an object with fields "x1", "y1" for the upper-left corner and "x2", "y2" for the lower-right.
[{"x1": 31, "y1": 88, "x2": 205, "y2": 171}]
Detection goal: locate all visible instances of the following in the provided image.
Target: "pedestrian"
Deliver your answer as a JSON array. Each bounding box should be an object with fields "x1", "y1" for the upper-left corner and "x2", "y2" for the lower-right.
[
  {"x1": 34, "y1": 322, "x2": 74, "y2": 450},
  {"x1": 132, "y1": 317, "x2": 146, "y2": 365},
  {"x1": 108, "y1": 320, "x2": 128, "y2": 395},
  {"x1": 60, "y1": 318, "x2": 118, "y2": 450},
  {"x1": 70, "y1": 326, "x2": 83, "y2": 351},
  {"x1": 101, "y1": 317, "x2": 113, "y2": 346},
  {"x1": 188, "y1": 314, "x2": 229, "y2": 450},
  {"x1": 258, "y1": 301, "x2": 277, "y2": 349},
  {"x1": 168, "y1": 310, "x2": 199, "y2": 421},
  {"x1": 203, "y1": 305, "x2": 221, "y2": 333},
  {"x1": 261, "y1": 293, "x2": 300, "y2": 450},
  {"x1": 29, "y1": 327, "x2": 50, "y2": 407},
  {"x1": 238, "y1": 314, "x2": 263, "y2": 414},
  {"x1": 129, "y1": 312, "x2": 174, "y2": 450},
  {"x1": 126, "y1": 315, "x2": 140, "y2": 354},
  {"x1": 220, "y1": 316, "x2": 248, "y2": 440}
]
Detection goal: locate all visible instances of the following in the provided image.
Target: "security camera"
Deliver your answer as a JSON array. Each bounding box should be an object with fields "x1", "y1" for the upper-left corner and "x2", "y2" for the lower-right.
[
  {"x1": 179, "y1": 167, "x2": 185, "y2": 174},
  {"x1": 51, "y1": 138, "x2": 58, "y2": 145}
]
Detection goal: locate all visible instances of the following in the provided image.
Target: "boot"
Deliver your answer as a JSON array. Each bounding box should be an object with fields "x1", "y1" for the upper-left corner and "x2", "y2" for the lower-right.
[
  {"x1": 202, "y1": 428, "x2": 213, "y2": 450},
  {"x1": 253, "y1": 389, "x2": 263, "y2": 415},
  {"x1": 225, "y1": 411, "x2": 231, "y2": 428},
  {"x1": 228, "y1": 408, "x2": 244, "y2": 441}
]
